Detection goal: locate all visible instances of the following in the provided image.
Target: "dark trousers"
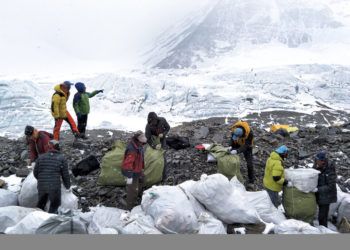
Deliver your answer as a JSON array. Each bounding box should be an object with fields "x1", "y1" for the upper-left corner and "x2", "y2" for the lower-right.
[
  {"x1": 266, "y1": 188, "x2": 280, "y2": 208},
  {"x1": 318, "y1": 204, "x2": 330, "y2": 227},
  {"x1": 37, "y1": 189, "x2": 61, "y2": 214},
  {"x1": 126, "y1": 176, "x2": 144, "y2": 210},
  {"x1": 77, "y1": 114, "x2": 88, "y2": 134},
  {"x1": 243, "y1": 147, "x2": 254, "y2": 184}
]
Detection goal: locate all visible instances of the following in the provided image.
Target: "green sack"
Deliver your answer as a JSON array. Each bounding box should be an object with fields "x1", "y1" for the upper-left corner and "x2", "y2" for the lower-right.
[
  {"x1": 209, "y1": 144, "x2": 243, "y2": 183},
  {"x1": 144, "y1": 145, "x2": 165, "y2": 187},
  {"x1": 97, "y1": 140, "x2": 165, "y2": 188},
  {"x1": 97, "y1": 141, "x2": 126, "y2": 186},
  {"x1": 282, "y1": 186, "x2": 317, "y2": 224}
]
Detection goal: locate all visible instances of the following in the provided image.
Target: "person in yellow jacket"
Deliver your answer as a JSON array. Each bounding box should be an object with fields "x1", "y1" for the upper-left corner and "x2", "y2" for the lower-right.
[
  {"x1": 229, "y1": 120, "x2": 255, "y2": 187},
  {"x1": 51, "y1": 81, "x2": 80, "y2": 141},
  {"x1": 263, "y1": 145, "x2": 289, "y2": 208}
]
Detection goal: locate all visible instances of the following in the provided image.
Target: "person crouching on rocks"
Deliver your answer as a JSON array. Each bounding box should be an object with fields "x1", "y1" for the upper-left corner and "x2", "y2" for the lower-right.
[
  {"x1": 33, "y1": 140, "x2": 71, "y2": 214},
  {"x1": 121, "y1": 132, "x2": 147, "y2": 210},
  {"x1": 263, "y1": 145, "x2": 289, "y2": 208},
  {"x1": 313, "y1": 151, "x2": 337, "y2": 228},
  {"x1": 73, "y1": 82, "x2": 103, "y2": 139},
  {"x1": 145, "y1": 112, "x2": 170, "y2": 150},
  {"x1": 24, "y1": 125, "x2": 53, "y2": 167}
]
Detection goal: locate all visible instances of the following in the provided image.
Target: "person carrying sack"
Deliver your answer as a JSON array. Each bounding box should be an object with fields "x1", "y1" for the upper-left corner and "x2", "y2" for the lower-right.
[
  {"x1": 121, "y1": 132, "x2": 147, "y2": 210},
  {"x1": 51, "y1": 81, "x2": 80, "y2": 140},
  {"x1": 263, "y1": 145, "x2": 289, "y2": 208},
  {"x1": 228, "y1": 120, "x2": 255, "y2": 187},
  {"x1": 313, "y1": 151, "x2": 337, "y2": 227},
  {"x1": 73, "y1": 82, "x2": 103, "y2": 139},
  {"x1": 33, "y1": 140, "x2": 71, "y2": 214}
]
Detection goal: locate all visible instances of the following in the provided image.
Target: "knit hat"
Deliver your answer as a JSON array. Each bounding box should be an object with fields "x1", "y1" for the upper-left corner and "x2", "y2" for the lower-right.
[
  {"x1": 75, "y1": 82, "x2": 86, "y2": 92},
  {"x1": 232, "y1": 127, "x2": 243, "y2": 140},
  {"x1": 24, "y1": 125, "x2": 34, "y2": 136},
  {"x1": 275, "y1": 145, "x2": 288, "y2": 154},
  {"x1": 63, "y1": 81, "x2": 74, "y2": 89},
  {"x1": 315, "y1": 151, "x2": 327, "y2": 161}
]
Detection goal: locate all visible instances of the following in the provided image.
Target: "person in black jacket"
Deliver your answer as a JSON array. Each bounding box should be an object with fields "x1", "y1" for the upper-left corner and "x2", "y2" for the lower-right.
[
  {"x1": 313, "y1": 151, "x2": 337, "y2": 227},
  {"x1": 145, "y1": 112, "x2": 170, "y2": 149},
  {"x1": 33, "y1": 140, "x2": 71, "y2": 214}
]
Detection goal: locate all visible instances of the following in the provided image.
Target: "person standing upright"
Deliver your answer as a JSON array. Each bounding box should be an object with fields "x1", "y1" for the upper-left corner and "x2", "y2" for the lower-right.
[
  {"x1": 313, "y1": 151, "x2": 337, "y2": 228},
  {"x1": 51, "y1": 81, "x2": 80, "y2": 140},
  {"x1": 229, "y1": 120, "x2": 255, "y2": 187},
  {"x1": 73, "y1": 82, "x2": 103, "y2": 139}
]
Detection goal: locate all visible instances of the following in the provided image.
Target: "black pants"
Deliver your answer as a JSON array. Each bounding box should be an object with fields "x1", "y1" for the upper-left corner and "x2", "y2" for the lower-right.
[
  {"x1": 318, "y1": 204, "x2": 330, "y2": 227},
  {"x1": 37, "y1": 189, "x2": 61, "y2": 214},
  {"x1": 126, "y1": 176, "x2": 144, "y2": 210},
  {"x1": 77, "y1": 114, "x2": 88, "y2": 134},
  {"x1": 266, "y1": 188, "x2": 280, "y2": 208},
  {"x1": 243, "y1": 147, "x2": 254, "y2": 184}
]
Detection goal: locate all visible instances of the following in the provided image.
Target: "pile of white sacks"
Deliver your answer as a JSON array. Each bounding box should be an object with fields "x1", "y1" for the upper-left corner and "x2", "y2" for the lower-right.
[{"x1": 1, "y1": 172, "x2": 350, "y2": 234}]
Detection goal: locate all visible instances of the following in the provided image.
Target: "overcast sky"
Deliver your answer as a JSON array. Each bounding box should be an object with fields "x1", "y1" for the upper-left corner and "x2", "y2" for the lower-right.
[{"x1": 0, "y1": 0, "x2": 213, "y2": 76}]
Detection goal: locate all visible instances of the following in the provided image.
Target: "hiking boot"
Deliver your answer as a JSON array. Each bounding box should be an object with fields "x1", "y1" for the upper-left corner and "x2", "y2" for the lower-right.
[{"x1": 80, "y1": 133, "x2": 88, "y2": 140}]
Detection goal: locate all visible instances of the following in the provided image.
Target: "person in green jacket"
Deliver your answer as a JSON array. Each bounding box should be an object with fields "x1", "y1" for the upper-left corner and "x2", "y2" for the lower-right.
[
  {"x1": 263, "y1": 145, "x2": 289, "y2": 208},
  {"x1": 73, "y1": 82, "x2": 103, "y2": 139}
]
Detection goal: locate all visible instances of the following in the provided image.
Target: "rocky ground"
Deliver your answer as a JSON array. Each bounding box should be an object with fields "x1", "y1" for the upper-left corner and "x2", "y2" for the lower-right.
[{"x1": 1, "y1": 110, "x2": 350, "y2": 212}]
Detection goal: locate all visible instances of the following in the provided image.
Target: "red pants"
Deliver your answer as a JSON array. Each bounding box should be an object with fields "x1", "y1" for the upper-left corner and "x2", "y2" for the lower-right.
[{"x1": 53, "y1": 111, "x2": 79, "y2": 140}]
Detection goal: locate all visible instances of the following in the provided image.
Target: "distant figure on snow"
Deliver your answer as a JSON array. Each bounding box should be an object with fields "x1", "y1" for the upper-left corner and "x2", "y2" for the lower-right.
[
  {"x1": 51, "y1": 81, "x2": 80, "y2": 140},
  {"x1": 145, "y1": 112, "x2": 170, "y2": 149},
  {"x1": 73, "y1": 82, "x2": 103, "y2": 139}
]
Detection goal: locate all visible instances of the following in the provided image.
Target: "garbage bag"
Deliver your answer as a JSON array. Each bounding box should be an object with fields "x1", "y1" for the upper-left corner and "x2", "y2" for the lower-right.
[
  {"x1": 338, "y1": 217, "x2": 350, "y2": 233},
  {"x1": 270, "y1": 124, "x2": 298, "y2": 133},
  {"x1": 121, "y1": 213, "x2": 162, "y2": 234},
  {"x1": 191, "y1": 174, "x2": 260, "y2": 224},
  {"x1": 144, "y1": 145, "x2": 165, "y2": 187},
  {"x1": 338, "y1": 195, "x2": 350, "y2": 224},
  {"x1": 18, "y1": 172, "x2": 78, "y2": 211},
  {"x1": 284, "y1": 168, "x2": 320, "y2": 193},
  {"x1": 198, "y1": 212, "x2": 227, "y2": 234},
  {"x1": 246, "y1": 191, "x2": 286, "y2": 225},
  {"x1": 35, "y1": 215, "x2": 88, "y2": 234},
  {"x1": 0, "y1": 189, "x2": 18, "y2": 207},
  {"x1": 208, "y1": 144, "x2": 243, "y2": 183},
  {"x1": 178, "y1": 180, "x2": 207, "y2": 218},
  {"x1": 98, "y1": 141, "x2": 164, "y2": 187},
  {"x1": 275, "y1": 219, "x2": 334, "y2": 234},
  {"x1": 4, "y1": 211, "x2": 55, "y2": 234},
  {"x1": 282, "y1": 186, "x2": 317, "y2": 224},
  {"x1": 0, "y1": 175, "x2": 23, "y2": 193},
  {"x1": 97, "y1": 141, "x2": 126, "y2": 186},
  {"x1": 141, "y1": 185, "x2": 198, "y2": 234},
  {"x1": 328, "y1": 185, "x2": 345, "y2": 219},
  {"x1": 0, "y1": 206, "x2": 38, "y2": 233},
  {"x1": 72, "y1": 155, "x2": 100, "y2": 177},
  {"x1": 166, "y1": 136, "x2": 190, "y2": 150},
  {"x1": 88, "y1": 206, "x2": 129, "y2": 234}
]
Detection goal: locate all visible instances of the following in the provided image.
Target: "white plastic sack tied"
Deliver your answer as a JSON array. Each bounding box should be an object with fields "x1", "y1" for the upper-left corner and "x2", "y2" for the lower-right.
[
  {"x1": 141, "y1": 185, "x2": 198, "y2": 234},
  {"x1": 338, "y1": 194, "x2": 350, "y2": 224},
  {"x1": 0, "y1": 175, "x2": 23, "y2": 193},
  {"x1": 4, "y1": 211, "x2": 56, "y2": 234},
  {"x1": 121, "y1": 213, "x2": 162, "y2": 234},
  {"x1": 191, "y1": 174, "x2": 260, "y2": 224},
  {"x1": 274, "y1": 219, "x2": 338, "y2": 234},
  {"x1": 0, "y1": 189, "x2": 18, "y2": 207},
  {"x1": 18, "y1": 172, "x2": 78, "y2": 211},
  {"x1": 0, "y1": 206, "x2": 38, "y2": 233},
  {"x1": 198, "y1": 212, "x2": 227, "y2": 234},
  {"x1": 88, "y1": 206, "x2": 129, "y2": 234},
  {"x1": 328, "y1": 185, "x2": 345, "y2": 220},
  {"x1": 284, "y1": 168, "x2": 320, "y2": 193}
]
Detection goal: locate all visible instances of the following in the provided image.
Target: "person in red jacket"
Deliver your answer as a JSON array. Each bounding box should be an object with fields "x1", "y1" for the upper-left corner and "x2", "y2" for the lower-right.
[
  {"x1": 121, "y1": 131, "x2": 147, "y2": 210},
  {"x1": 24, "y1": 125, "x2": 53, "y2": 165}
]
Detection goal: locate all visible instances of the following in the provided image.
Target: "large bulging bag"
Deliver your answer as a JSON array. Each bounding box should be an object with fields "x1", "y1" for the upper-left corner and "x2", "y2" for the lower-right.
[
  {"x1": 284, "y1": 168, "x2": 320, "y2": 193},
  {"x1": 0, "y1": 206, "x2": 38, "y2": 233},
  {"x1": 338, "y1": 195, "x2": 350, "y2": 224},
  {"x1": 120, "y1": 213, "x2": 162, "y2": 234},
  {"x1": 98, "y1": 141, "x2": 164, "y2": 187},
  {"x1": 274, "y1": 219, "x2": 335, "y2": 234},
  {"x1": 0, "y1": 189, "x2": 18, "y2": 207},
  {"x1": 18, "y1": 172, "x2": 78, "y2": 211},
  {"x1": 191, "y1": 174, "x2": 260, "y2": 224},
  {"x1": 282, "y1": 186, "x2": 317, "y2": 224},
  {"x1": 141, "y1": 185, "x2": 198, "y2": 234},
  {"x1": 35, "y1": 215, "x2": 88, "y2": 234},
  {"x1": 197, "y1": 212, "x2": 227, "y2": 234}
]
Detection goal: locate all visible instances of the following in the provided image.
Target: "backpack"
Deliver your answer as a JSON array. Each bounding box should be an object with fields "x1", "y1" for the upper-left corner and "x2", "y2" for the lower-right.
[{"x1": 166, "y1": 136, "x2": 190, "y2": 150}]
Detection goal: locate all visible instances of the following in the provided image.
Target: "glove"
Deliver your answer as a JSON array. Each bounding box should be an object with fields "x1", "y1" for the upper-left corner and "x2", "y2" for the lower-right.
[
  {"x1": 159, "y1": 133, "x2": 164, "y2": 139},
  {"x1": 126, "y1": 178, "x2": 133, "y2": 185},
  {"x1": 98, "y1": 89, "x2": 104, "y2": 93},
  {"x1": 312, "y1": 187, "x2": 318, "y2": 192},
  {"x1": 283, "y1": 180, "x2": 288, "y2": 186},
  {"x1": 31, "y1": 162, "x2": 36, "y2": 169},
  {"x1": 155, "y1": 144, "x2": 162, "y2": 150},
  {"x1": 287, "y1": 181, "x2": 293, "y2": 187},
  {"x1": 230, "y1": 150, "x2": 237, "y2": 155},
  {"x1": 226, "y1": 147, "x2": 232, "y2": 153}
]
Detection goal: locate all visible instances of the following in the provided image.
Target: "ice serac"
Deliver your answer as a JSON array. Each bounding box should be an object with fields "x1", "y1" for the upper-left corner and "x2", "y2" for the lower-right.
[{"x1": 151, "y1": 0, "x2": 343, "y2": 69}]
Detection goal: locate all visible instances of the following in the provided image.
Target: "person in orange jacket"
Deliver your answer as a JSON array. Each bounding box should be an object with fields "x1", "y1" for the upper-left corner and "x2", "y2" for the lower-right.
[{"x1": 51, "y1": 81, "x2": 80, "y2": 140}]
